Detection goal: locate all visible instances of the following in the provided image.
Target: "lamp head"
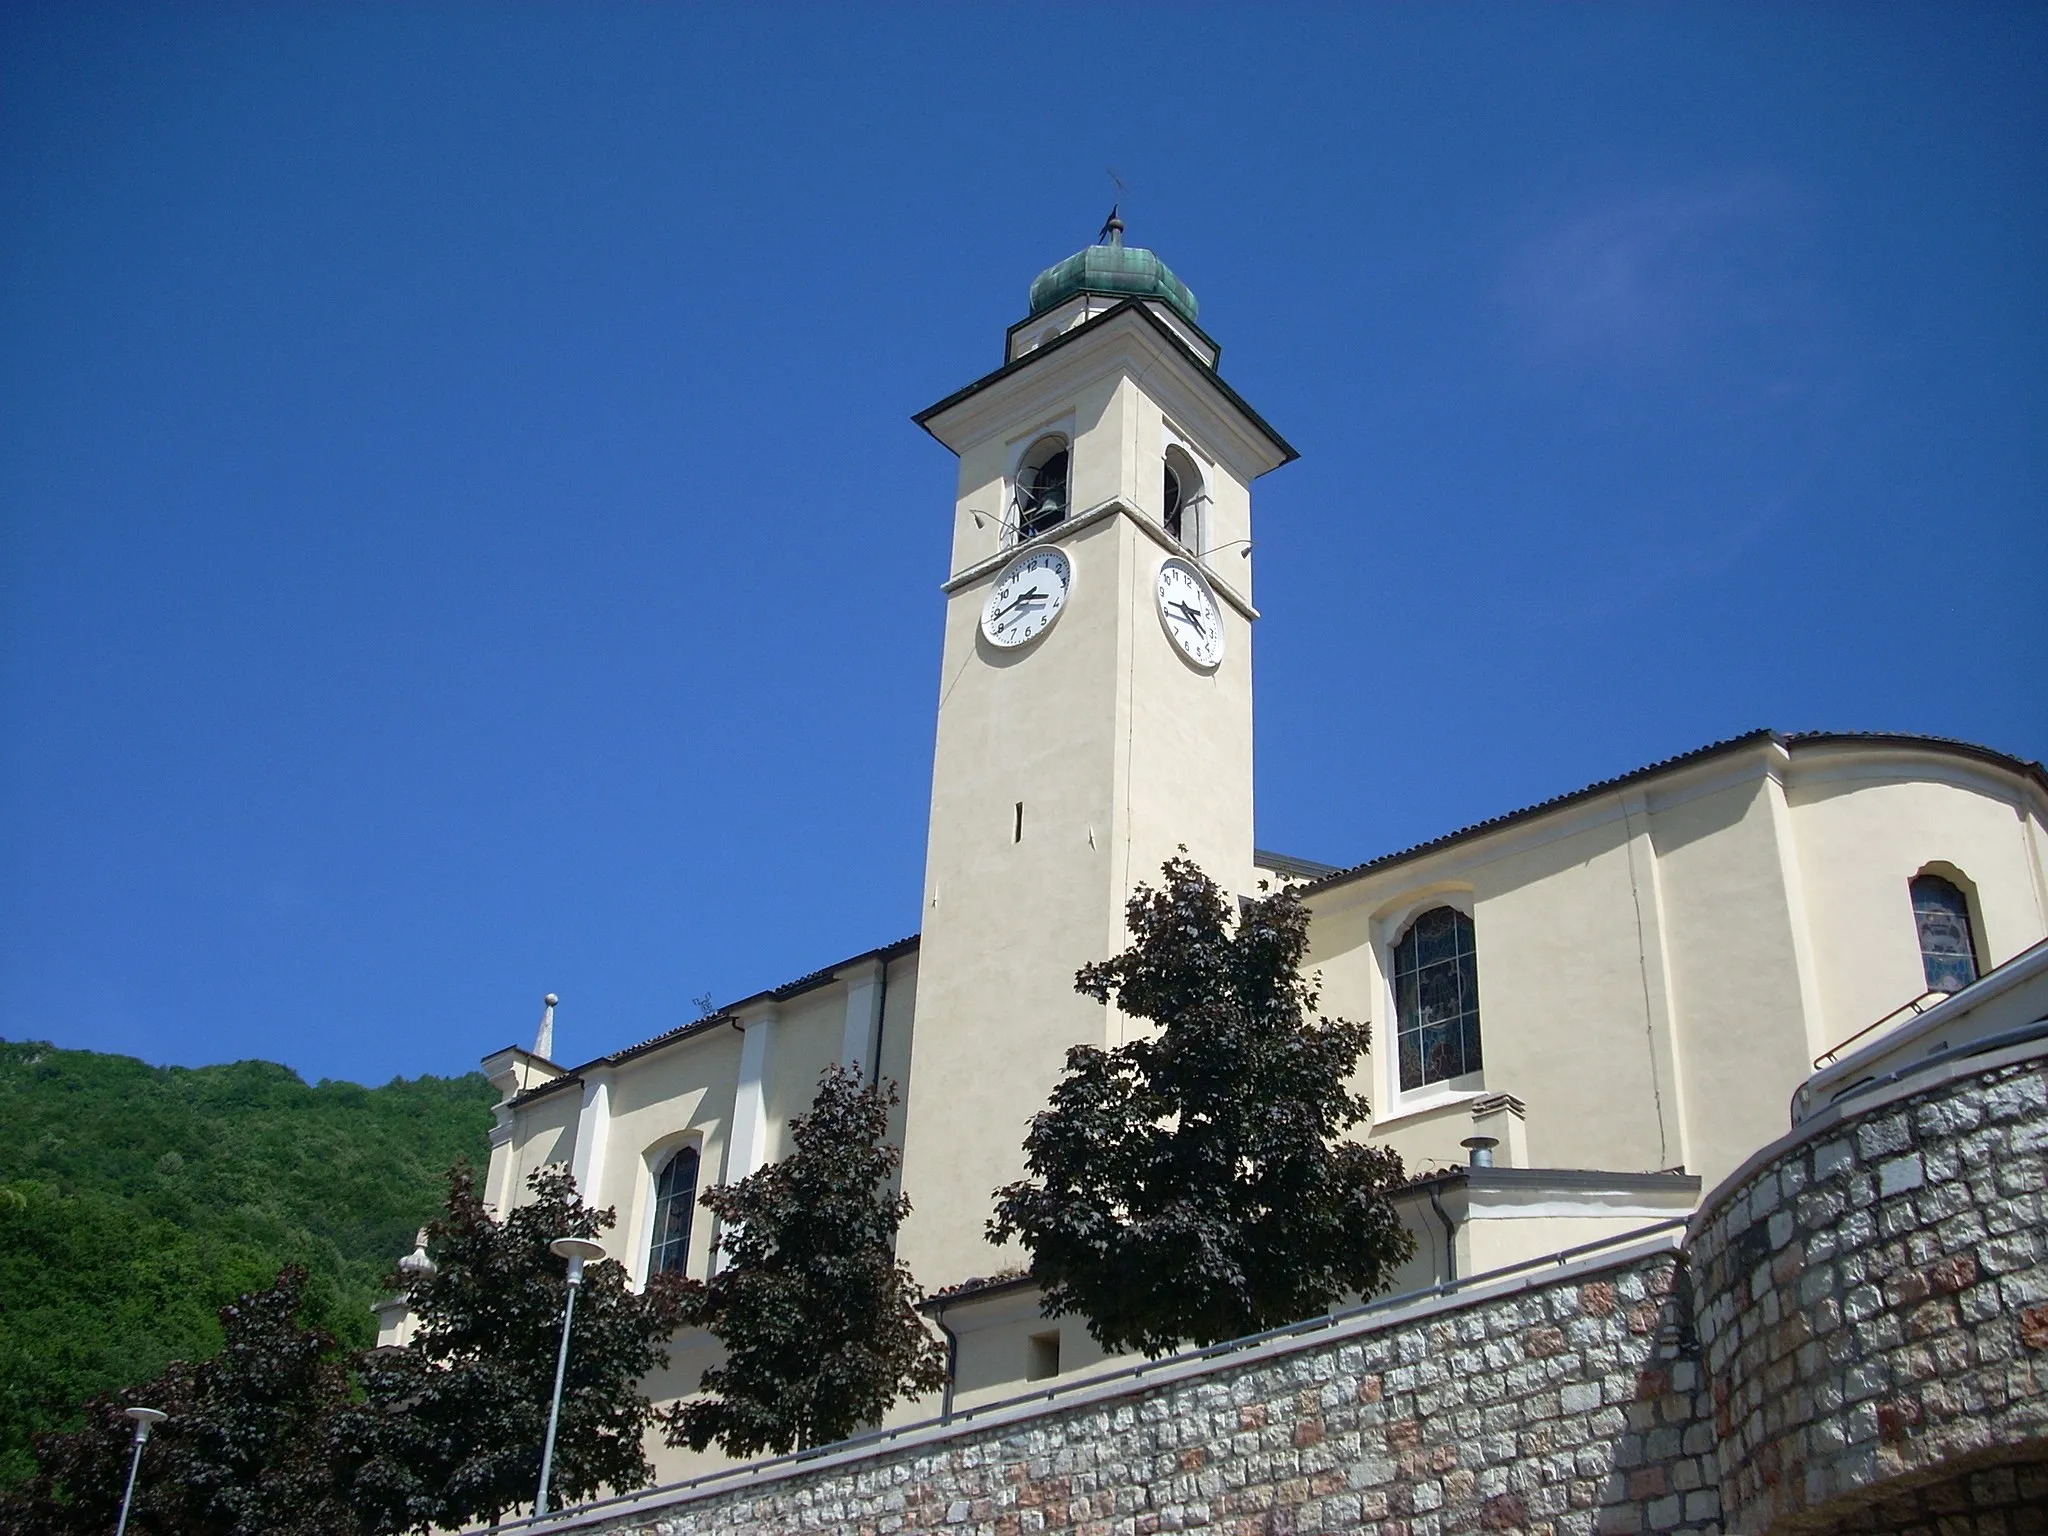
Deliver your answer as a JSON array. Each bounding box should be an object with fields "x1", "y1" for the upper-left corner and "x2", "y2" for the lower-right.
[
  {"x1": 549, "y1": 1235, "x2": 607, "y2": 1283},
  {"x1": 124, "y1": 1406, "x2": 168, "y2": 1440}
]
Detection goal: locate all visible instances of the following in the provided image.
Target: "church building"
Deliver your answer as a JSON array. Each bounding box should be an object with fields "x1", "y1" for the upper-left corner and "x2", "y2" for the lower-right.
[{"x1": 416, "y1": 225, "x2": 2048, "y2": 1477}]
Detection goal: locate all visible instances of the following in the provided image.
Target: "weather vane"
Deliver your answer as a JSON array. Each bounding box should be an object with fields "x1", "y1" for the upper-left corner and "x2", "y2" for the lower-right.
[{"x1": 1099, "y1": 168, "x2": 1131, "y2": 245}]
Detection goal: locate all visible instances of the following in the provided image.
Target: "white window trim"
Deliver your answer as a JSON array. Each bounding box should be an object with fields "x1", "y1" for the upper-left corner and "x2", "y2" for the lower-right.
[
  {"x1": 1369, "y1": 888, "x2": 1485, "y2": 1121},
  {"x1": 631, "y1": 1131, "x2": 705, "y2": 1289}
]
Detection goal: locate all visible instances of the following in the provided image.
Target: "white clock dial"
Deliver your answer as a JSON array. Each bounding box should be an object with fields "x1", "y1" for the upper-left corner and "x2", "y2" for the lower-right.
[
  {"x1": 980, "y1": 546, "x2": 1073, "y2": 649},
  {"x1": 1156, "y1": 557, "x2": 1225, "y2": 669}
]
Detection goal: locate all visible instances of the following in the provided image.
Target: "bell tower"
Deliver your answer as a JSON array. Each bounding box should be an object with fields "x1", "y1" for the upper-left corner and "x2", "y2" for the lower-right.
[{"x1": 895, "y1": 222, "x2": 1297, "y2": 1288}]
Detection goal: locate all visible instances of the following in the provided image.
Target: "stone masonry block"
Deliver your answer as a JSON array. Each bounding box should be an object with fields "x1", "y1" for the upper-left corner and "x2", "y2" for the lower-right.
[
  {"x1": 1856, "y1": 1114, "x2": 1912, "y2": 1160},
  {"x1": 1983, "y1": 1074, "x2": 2047, "y2": 1121},
  {"x1": 1877, "y1": 1154, "x2": 1924, "y2": 1197}
]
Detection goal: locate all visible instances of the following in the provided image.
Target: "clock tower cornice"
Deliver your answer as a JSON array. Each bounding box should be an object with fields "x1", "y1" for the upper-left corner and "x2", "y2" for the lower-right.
[
  {"x1": 937, "y1": 493, "x2": 1260, "y2": 622},
  {"x1": 913, "y1": 298, "x2": 1297, "y2": 481}
]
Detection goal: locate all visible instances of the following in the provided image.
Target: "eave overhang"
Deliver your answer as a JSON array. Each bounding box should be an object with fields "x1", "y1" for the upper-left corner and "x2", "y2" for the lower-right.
[
  {"x1": 914, "y1": 299, "x2": 1297, "y2": 473},
  {"x1": 506, "y1": 933, "x2": 921, "y2": 1109},
  {"x1": 1297, "y1": 730, "x2": 2048, "y2": 901}
]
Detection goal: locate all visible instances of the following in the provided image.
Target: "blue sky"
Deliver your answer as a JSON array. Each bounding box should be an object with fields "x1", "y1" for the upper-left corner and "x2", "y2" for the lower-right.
[{"x1": 3, "y1": 5, "x2": 2043, "y2": 1087}]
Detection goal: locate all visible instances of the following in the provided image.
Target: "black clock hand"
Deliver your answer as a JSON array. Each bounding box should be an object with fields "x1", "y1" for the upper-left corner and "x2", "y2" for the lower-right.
[
  {"x1": 991, "y1": 586, "x2": 1046, "y2": 622},
  {"x1": 1170, "y1": 600, "x2": 1208, "y2": 634}
]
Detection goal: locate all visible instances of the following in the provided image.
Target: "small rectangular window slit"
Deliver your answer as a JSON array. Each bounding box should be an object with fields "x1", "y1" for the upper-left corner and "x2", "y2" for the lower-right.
[
  {"x1": 1027, "y1": 1329, "x2": 1060, "y2": 1381},
  {"x1": 1014, "y1": 802, "x2": 1024, "y2": 843}
]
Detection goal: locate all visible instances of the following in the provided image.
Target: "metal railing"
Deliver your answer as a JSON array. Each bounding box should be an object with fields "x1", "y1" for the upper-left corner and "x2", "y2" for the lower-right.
[
  {"x1": 497, "y1": 1216, "x2": 1689, "y2": 1532},
  {"x1": 1795, "y1": 1016, "x2": 2048, "y2": 1124},
  {"x1": 1812, "y1": 988, "x2": 1946, "y2": 1070}
]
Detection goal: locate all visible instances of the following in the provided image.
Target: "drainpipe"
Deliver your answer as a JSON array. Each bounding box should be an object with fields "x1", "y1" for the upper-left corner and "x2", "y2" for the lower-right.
[
  {"x1": 933, "y1": 1297, "x2": 959, "y2": 1422},
  {"x1": 1428, "y1": 1179, "x2": 1459, "y2": 1285},
  {"x1": 870, "y1": 955, "x2": 890, "y2": 1086}
]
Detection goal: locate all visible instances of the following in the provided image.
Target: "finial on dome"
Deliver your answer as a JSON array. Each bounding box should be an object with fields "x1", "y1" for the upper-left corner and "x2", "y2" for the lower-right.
[
  {"x1": 533, "y1": 994, "x2": 558, "y2": 1060},
  {"x1": 1097, "y1": 205, "x2": 1124, "y2": 248}
]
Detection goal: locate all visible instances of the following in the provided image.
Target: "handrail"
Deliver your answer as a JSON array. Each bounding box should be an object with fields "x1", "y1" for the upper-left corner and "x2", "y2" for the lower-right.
[
  {"x1": 1812, "y1": 988, "x2": 1947, "y2": 1070},
  {"x1": 1795, "y1": 1017, "x2": 2048, "y2": 1124},
  {"x1": 496, "y1": 1215, "x2": 1689, "y2": 1531}
]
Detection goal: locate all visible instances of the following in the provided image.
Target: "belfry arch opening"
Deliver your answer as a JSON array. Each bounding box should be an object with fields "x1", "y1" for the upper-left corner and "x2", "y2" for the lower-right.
[
  {"x1": 1162, "y1": 444, "x2": 1204, "y2": 550},
  {"x1": 1014, "y1": 434, "x2": 1070, "y2": 540}
]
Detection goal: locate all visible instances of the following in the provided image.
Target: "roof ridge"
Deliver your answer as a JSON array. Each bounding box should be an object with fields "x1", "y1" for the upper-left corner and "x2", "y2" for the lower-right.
[
  {"x1": 521, "y1": 933, "x2": 921, "y2": 1094},
  {"x1": 1299, "y1": 729, "x2": 2047, "y2": 896}
]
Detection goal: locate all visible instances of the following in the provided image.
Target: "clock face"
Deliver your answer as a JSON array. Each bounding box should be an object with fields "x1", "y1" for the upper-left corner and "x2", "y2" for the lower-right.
[
  {"x1": 1156, "y1": 557, "x2": 1225, "y2": 669},
  {"x1": 980, "y1": 546, "x2": 1073, "y2": 649}
]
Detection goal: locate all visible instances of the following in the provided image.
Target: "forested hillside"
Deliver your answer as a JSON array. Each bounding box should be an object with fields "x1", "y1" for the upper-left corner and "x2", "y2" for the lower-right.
[{"x1": 0, "y1": 1040, "x2": 496, "y2": 1485}]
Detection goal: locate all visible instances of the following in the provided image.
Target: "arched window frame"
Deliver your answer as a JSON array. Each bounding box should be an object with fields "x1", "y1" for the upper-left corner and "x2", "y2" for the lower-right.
[
  {"x1": 1011, "y1": 432, "x2": 1072, "y2": 543},
  {"x1": 1161, "y1": 442, "x2": 1207, "y2": 554},
  {"x1": 1371, "y1": 890, "x2": 1484, "y2": 1118},
  {"x1": 1909, "y1": 867, "x2": 1983, "y2": 994},
  {"x1": 637, "y1": 1136, "x2": 703, "y2": 1284}
]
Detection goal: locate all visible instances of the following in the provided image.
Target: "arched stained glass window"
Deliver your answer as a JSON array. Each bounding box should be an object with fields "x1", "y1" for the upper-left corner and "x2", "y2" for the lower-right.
[
  {"x1": 1392, "y1": 906, "x2": 1482, "y2": 1092},
  {"x1": 648, "y1": 1145, "x2": 699, "y2": 1277},
  {"x1": 1911, "y1": 875, "x2": 1979, "y2": 993}
]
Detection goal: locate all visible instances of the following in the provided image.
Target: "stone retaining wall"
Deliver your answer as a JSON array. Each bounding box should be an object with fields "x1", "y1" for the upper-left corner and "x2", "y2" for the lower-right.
[
  {"x1": 1688, "y1": 1052, "x2": 2048, "y2": 1533},
  {"x1": 516, "y1": 1049, "x2": 2048, "y2": 1536},
  {"x1": 537, "y1": 1241, "x2": 1713, "y2": 1536}
]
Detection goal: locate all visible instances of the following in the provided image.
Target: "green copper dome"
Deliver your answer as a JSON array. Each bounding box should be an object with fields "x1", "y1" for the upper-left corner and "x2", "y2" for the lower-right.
[{"x1": 1028, "y1": 226, "x2": 1199, "y2": 326}]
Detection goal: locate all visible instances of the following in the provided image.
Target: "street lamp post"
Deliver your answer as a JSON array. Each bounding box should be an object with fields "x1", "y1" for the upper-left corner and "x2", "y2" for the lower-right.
[
  {"x1": 533, "y1": 1236, "x2": 607, "y2": 1519},
  {"x1": 113, "y1": 1406, "x2": 167, "y2": 1536}
]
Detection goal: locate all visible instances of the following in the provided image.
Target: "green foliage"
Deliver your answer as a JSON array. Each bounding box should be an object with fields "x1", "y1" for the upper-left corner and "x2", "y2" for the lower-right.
[
  {"x1": 332, "y1": 1164, "x2": 687, "y2": 1532},
  {"x1": 990, "y1": 855, "x2": 1418, "y2": 1358},
  {"x1": 0, "y1": 1266, "x2": 365, "y2": 1536},
  {"x1": 667, "y1": 1066, "x2": 948, "y2": 1457},
  {"x1": 0, "y1": 1040, "x2": 494, "y2": 1487}
]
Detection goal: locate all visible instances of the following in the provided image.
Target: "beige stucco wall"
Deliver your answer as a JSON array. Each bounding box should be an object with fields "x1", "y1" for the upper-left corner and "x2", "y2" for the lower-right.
[
  {"x1": 938, "y1": 1288, "x2": 1126, "y2": 1416},
  {"x1": 478, "y1": 950, "x2": 929, "y2": 1489},
  {"x1": 495, "y1": 1087, "x2": 579, "y2": 1211},
  {"x1": 875, "y1": 952, "x2": 918, "y2": 1190},
  {"x1": 900, "y1": 506, "x2": 1134, "y2": 1290},
  {"x1": 1301, "y1": 740, "x2": 2048, "y2": 1197},
  {"x1": 1648, "y1": 766, "x2": 1823, "y2": 1185},
  {"x1": 756, "y1": 988, "x2": 842, "y2": 1162},
  {"x1": 486, "y1": 949, "x2": 921, "y2": 1295},
  {"x1": 598, "y1": 1033, "x2": 741, "y2": 1288},
  {"x1": 1304, "y1": 795, "x2": 1689, "y2": 1180},
  {"x1": 1786, "y1": 750, "x2": 2048, "y2": 1054}
]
